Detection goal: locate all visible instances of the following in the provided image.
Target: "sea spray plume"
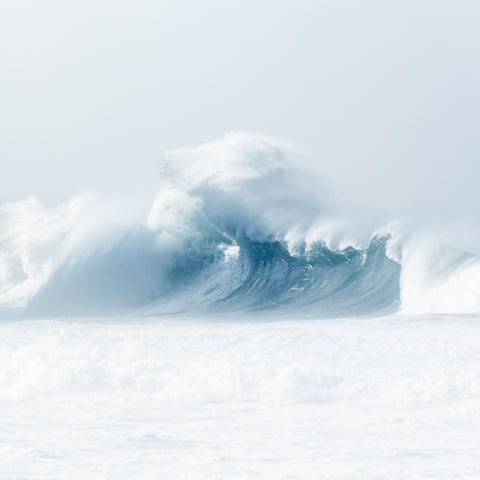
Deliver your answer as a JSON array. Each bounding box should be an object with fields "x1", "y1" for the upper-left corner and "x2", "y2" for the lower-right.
[
  {"x1": 0, "y1": 192, "x2": 149, "y2": 311},
  {"x1": 400, "y1": 241, "x2": 480, "y2": 315},
  {"x1": 0, "y1": 195, "x2": 92, "y2": 308},
  {"x1": 155, "y1": 132, "x2": 330, "y2": 243}
]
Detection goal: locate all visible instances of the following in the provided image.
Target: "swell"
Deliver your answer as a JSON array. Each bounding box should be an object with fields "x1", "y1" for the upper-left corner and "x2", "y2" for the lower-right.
[{"x1": 21, "y1": 229, "x2": 400, "y2": 317}]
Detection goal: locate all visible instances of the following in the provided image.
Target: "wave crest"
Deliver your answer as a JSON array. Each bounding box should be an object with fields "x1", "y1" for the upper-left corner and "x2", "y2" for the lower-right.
[{"x1": 0, "y1": 132, "x2": 478, "y2": 317}]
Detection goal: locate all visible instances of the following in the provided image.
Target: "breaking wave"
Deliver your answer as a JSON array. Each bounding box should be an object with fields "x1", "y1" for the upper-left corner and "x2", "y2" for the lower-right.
[{"x1": 0, "y1": 132, "x2": 479, "y2": 317}]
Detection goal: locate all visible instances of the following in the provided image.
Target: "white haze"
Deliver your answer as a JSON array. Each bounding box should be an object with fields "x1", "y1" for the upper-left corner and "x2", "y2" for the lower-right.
[{"x1": 1, "y1": 0, "x2": 480, "y2": 223}]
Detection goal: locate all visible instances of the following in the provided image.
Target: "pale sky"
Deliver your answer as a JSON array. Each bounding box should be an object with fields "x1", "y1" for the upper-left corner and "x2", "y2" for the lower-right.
[{"x1": 1, "y1": 0, "x2": 479, "y2": 217}]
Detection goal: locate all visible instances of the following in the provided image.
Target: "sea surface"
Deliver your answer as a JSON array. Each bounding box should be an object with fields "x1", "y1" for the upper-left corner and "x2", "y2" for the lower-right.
[{"x1": 1, "y1": 314, "x2": 479, "y2": 480}]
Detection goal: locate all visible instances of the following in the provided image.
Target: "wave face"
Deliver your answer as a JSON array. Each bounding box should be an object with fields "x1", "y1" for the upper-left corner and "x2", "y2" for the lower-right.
[
  {"x1": 207, "y1": 235, "x2": 400, "y2": 315},
  {"x1": 1, "y1": 132, "x2": 479, "y2": 317},
  {"x1": 17, "y1": 229, "x2": 400, "y2": 317}
]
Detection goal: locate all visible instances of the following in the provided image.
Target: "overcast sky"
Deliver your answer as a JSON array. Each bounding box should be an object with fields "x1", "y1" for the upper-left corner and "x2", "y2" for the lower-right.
[{"x1": 1, "y1": 0, "x2": 479, "y2": 217}]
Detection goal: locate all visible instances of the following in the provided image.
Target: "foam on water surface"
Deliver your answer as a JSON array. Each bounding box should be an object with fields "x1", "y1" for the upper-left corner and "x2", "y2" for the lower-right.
[{"x1": 1, "y1": 314, "x2": 479, "y2": 479}]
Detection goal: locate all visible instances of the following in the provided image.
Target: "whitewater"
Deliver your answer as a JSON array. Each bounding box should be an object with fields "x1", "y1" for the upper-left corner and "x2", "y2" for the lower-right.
[{"x1": 1, "y1": 133, "x2": 480, "y2": 478}]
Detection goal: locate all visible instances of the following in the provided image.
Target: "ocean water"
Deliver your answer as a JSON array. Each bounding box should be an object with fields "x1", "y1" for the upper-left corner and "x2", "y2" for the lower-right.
[
  {"x1": 1, "y1": 133, "x2": 480, "y2": 478},
  {"x1": 1, "y1": 314, "x2": 480, "y2": 479}
]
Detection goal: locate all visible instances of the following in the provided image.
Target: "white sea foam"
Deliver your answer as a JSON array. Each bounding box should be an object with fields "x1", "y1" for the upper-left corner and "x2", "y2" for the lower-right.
[{"x1": 1, "y1": 315, "x2": 479, "y2": 479}]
